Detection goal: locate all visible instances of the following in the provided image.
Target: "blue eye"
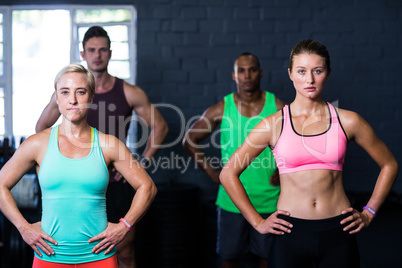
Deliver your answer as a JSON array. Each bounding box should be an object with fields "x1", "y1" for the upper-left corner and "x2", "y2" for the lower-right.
[{"x1": 298, "y1": 70, "x2": 305, "y2": 74}]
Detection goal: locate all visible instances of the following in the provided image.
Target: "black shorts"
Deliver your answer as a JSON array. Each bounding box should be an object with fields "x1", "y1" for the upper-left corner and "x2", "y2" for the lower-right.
[
  {"x1": 268, "y1": 213, "x2": 360, "y2": 268},
  {"x1": 106, "y1": 180, "x2": 135, "y2": 223},
  {"x1": 216, "y1": 207, "x2": 273, "y2": 260}
]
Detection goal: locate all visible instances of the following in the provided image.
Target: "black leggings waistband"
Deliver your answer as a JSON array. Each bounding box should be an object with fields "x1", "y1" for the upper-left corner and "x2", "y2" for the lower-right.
[{"x1": 278, "y1": 213, "x2": 352, "y2": 231}]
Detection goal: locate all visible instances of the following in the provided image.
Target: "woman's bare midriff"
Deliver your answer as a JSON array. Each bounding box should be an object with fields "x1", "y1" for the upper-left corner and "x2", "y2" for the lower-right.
[{"x1": 277, "y1": 169, "x2": 351, "y2": 219}]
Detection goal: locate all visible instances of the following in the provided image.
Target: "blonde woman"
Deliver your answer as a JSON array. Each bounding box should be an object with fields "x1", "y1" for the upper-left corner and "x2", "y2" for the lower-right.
[{"x1": 0, "y1": 63, "x2": 156, "y2": 267}]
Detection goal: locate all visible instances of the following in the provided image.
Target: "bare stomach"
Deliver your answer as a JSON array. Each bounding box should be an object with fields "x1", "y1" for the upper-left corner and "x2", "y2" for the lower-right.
[{"x1": 277, "y1": 170, "x2": 351, "y2": 219}]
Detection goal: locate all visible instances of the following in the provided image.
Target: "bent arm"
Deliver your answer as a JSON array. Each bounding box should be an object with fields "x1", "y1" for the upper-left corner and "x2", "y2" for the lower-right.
[
  {"x1": 0, "y1": 134, "x2": 58, "y2": 256},
  {"x1": 105, "y1": 135, "x2": 157, "y2": 228},
  {"x1": 219, "y1": 117, "x2": 273, "y2": 227},
  {"x1": 0, "y1": 137, "x2": 38, "y2": 230},
  {"x1": 35, "y1": 93, "x2": 61, "y2": 133},
  {"x1": 182, "y1": 101, "x2": 223, "y2": 183},
  {"x1": 126, "y1": 84, "x2": 168, "y2": 160},
  {"x1": 342, "y1": 110, "x2": 398, "y2": 218}
]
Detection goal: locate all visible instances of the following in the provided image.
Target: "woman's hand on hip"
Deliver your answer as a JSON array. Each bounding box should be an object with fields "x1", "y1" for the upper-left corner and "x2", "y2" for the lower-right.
[
  {"x1": 256, "y1": 210, "x2": 293, "y2": 235},
  {"x1": 341, "y1": 207, "x2": 373, "y2": 234},
  {"x1": 89, "y1": 222, "x2": 128, "y2": 255},
  {"x1": 20, "y1": 221, "x2": 57, "y2": 257}
]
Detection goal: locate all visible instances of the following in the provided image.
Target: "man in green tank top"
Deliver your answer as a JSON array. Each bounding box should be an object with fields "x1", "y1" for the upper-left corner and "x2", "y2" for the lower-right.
[{"x1": 183, "y1": 53, "x2": 285, "y2": 267}]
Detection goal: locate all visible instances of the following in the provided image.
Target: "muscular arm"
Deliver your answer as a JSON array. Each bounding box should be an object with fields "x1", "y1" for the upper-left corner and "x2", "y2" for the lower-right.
[
  {"x1": 0, "y1": 136, "x2": 38, "y2": 229},
  {"x1": 340, "y1": 110, "x2": 398, "y2": 216},
  {"x1": 106, "y1": 135, "x2": 157, "y2": 226},
  {"x1": 88, "y1": 134, "x2": 157, "y2": 254},
  {"x1": 182, "y1": 101, "x2": 224, "y2": 183},
  {"x1": 270, "y1": 96, "x2": 286, "y2": 186},
  {"x1": 219, "y1": 114, "x2": 292, "y2": 234},
  {"x1": 35, "y1": 93, "x2": 61, "y2": 133},
  {"x1": 0, "y1": 132, "x2": 57, "y2": 256},
  {"x1": 124, "y1": 83, "x2": 168, "y2": 160}
]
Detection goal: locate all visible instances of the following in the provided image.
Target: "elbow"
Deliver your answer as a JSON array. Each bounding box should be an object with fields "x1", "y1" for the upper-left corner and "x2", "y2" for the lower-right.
[
  {"x1": 153, "y1": 121, "x2": 169, "y2": 145},
  {"x1": 219, "y1": 167, "x2": 228, "y2": 185},
  {"x1": 0, "y1": 184, "x2": 10, "y2": 206},
  {"x1": 386, "y1": 158, "x2": 399, "y2": 178},
  {"x1": 148, "y1": 180, "x2": 157, "y2": 202},
  {"x1": 391, "y1": 160, "x2": 399, "y2": 180},
  {"x1": 182, "y1": 134, "x2": 189, "y2": 149},
  {"x1": 182, "y1": 128, "x2": 202, "y2": 151},
  {"x1": 182, "y1": 135, "x2": 199, "y2": 158},
  {"x1": 219, "y1": 162, "x2": 242, "y2": 186},
  {"x1": 182, "y1": 133, "x2": 193, "y2": 151}
]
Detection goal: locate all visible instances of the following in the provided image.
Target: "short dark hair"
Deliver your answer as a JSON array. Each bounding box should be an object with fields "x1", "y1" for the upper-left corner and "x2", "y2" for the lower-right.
[
  {"x1": 235, "y1": 52, "x2": 261, "y2": 70},
  {"x1": 82, "y1": 26, "x2": 111, "y2": 50}
]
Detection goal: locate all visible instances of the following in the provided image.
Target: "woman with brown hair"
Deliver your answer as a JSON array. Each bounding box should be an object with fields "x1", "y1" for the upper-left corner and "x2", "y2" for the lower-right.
[{"x1": 220, "y1": 39, "x2": 398, "y2": 267}]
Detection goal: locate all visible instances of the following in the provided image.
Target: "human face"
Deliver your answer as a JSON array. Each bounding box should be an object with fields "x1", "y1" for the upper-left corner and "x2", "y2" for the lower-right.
[
  {"x1": 232, "y1": 55, "x2": 262, "y2": 93},
  {"x1": 81, "y1": 37, "x2": 111, "y2": 73},
  {"x1": 288, "y1": 53, "x2": 329, "y2": 99},
  {"x1": 55, "y1": 72, "x2": 92, "y2": 123}
]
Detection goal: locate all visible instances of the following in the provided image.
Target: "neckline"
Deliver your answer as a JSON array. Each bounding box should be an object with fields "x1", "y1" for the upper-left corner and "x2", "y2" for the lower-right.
[
  {"x1": 232, "y1": 91, "x2": 267, "y2": 119},
  {"x1": 56, "y1": 125, "x2": 94, "y2": 160},
  {"x1": 288, "y1": 102, "x2": 332, "y2": 137},
  {"x1": 94, "y1": 77, "x2": 118, "y2": 95}
]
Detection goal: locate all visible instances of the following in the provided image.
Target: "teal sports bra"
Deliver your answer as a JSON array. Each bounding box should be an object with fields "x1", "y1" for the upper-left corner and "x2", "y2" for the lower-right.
[{"x1": 37, "y1": 125, "x2": 115, "y2": 263}]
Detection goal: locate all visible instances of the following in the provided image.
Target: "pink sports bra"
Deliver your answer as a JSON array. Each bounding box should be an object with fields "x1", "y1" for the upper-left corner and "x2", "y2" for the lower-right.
[{"x1": 272, "y1": 103, "x2": 348, "y2": 174}]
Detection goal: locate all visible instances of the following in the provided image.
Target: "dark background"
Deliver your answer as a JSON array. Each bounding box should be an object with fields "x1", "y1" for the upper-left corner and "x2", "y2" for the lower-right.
[
  {"x1": 0, "y1": 0, "x2": 401, "y2": 267},
  {"x1": 3, "y1": 0, "x2": 400, "y2": 197}
]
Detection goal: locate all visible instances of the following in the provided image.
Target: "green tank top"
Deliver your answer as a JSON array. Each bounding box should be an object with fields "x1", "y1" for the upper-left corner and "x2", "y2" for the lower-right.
[{"x1": 216, "y1": 91, "x2": 280, "y2": 213}]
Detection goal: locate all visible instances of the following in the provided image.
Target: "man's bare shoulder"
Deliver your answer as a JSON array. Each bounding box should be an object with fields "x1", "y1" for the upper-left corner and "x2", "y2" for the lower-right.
[
  {"x1": 122, "y1": 81, "x2": 150, "y2": 107},
  {"x1": 207, "y1": 99, "x2": 225, "y2": 114},
  {"x1": 274, "y1": 96, "x2": 286, "y2": 111},
  {"x1": 201, "y1": 99, "x2": 225, "y2": 123},
  {"x1": 122, "y1": 80, "x2": 140, "y2": 91}
]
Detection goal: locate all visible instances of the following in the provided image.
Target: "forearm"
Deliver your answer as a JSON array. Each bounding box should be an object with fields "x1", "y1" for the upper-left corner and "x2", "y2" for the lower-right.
[
  {"x1": 219, "y1": 169, "x2": 263, "y2": 228},
  {"x1": 0, "y1": 186, "x2": 30, "y2": 231},
  {"x1": 366, "y1": 161, "x2": 398, "y2": 212},
  {"x1": 122, "y1": 181, "x2": 157, "y2": 226},
  {"x1": 183, "y1": 141, "x2": 220, "y2": 181},
  {"x1": 141, "y1": 121, "x2": 168, "y2": 159}
]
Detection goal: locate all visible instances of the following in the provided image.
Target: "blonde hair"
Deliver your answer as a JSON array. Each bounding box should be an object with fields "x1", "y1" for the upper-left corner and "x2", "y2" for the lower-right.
[{"x1": 54, "y1": 63, "x2": 95, "y2": 97}]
